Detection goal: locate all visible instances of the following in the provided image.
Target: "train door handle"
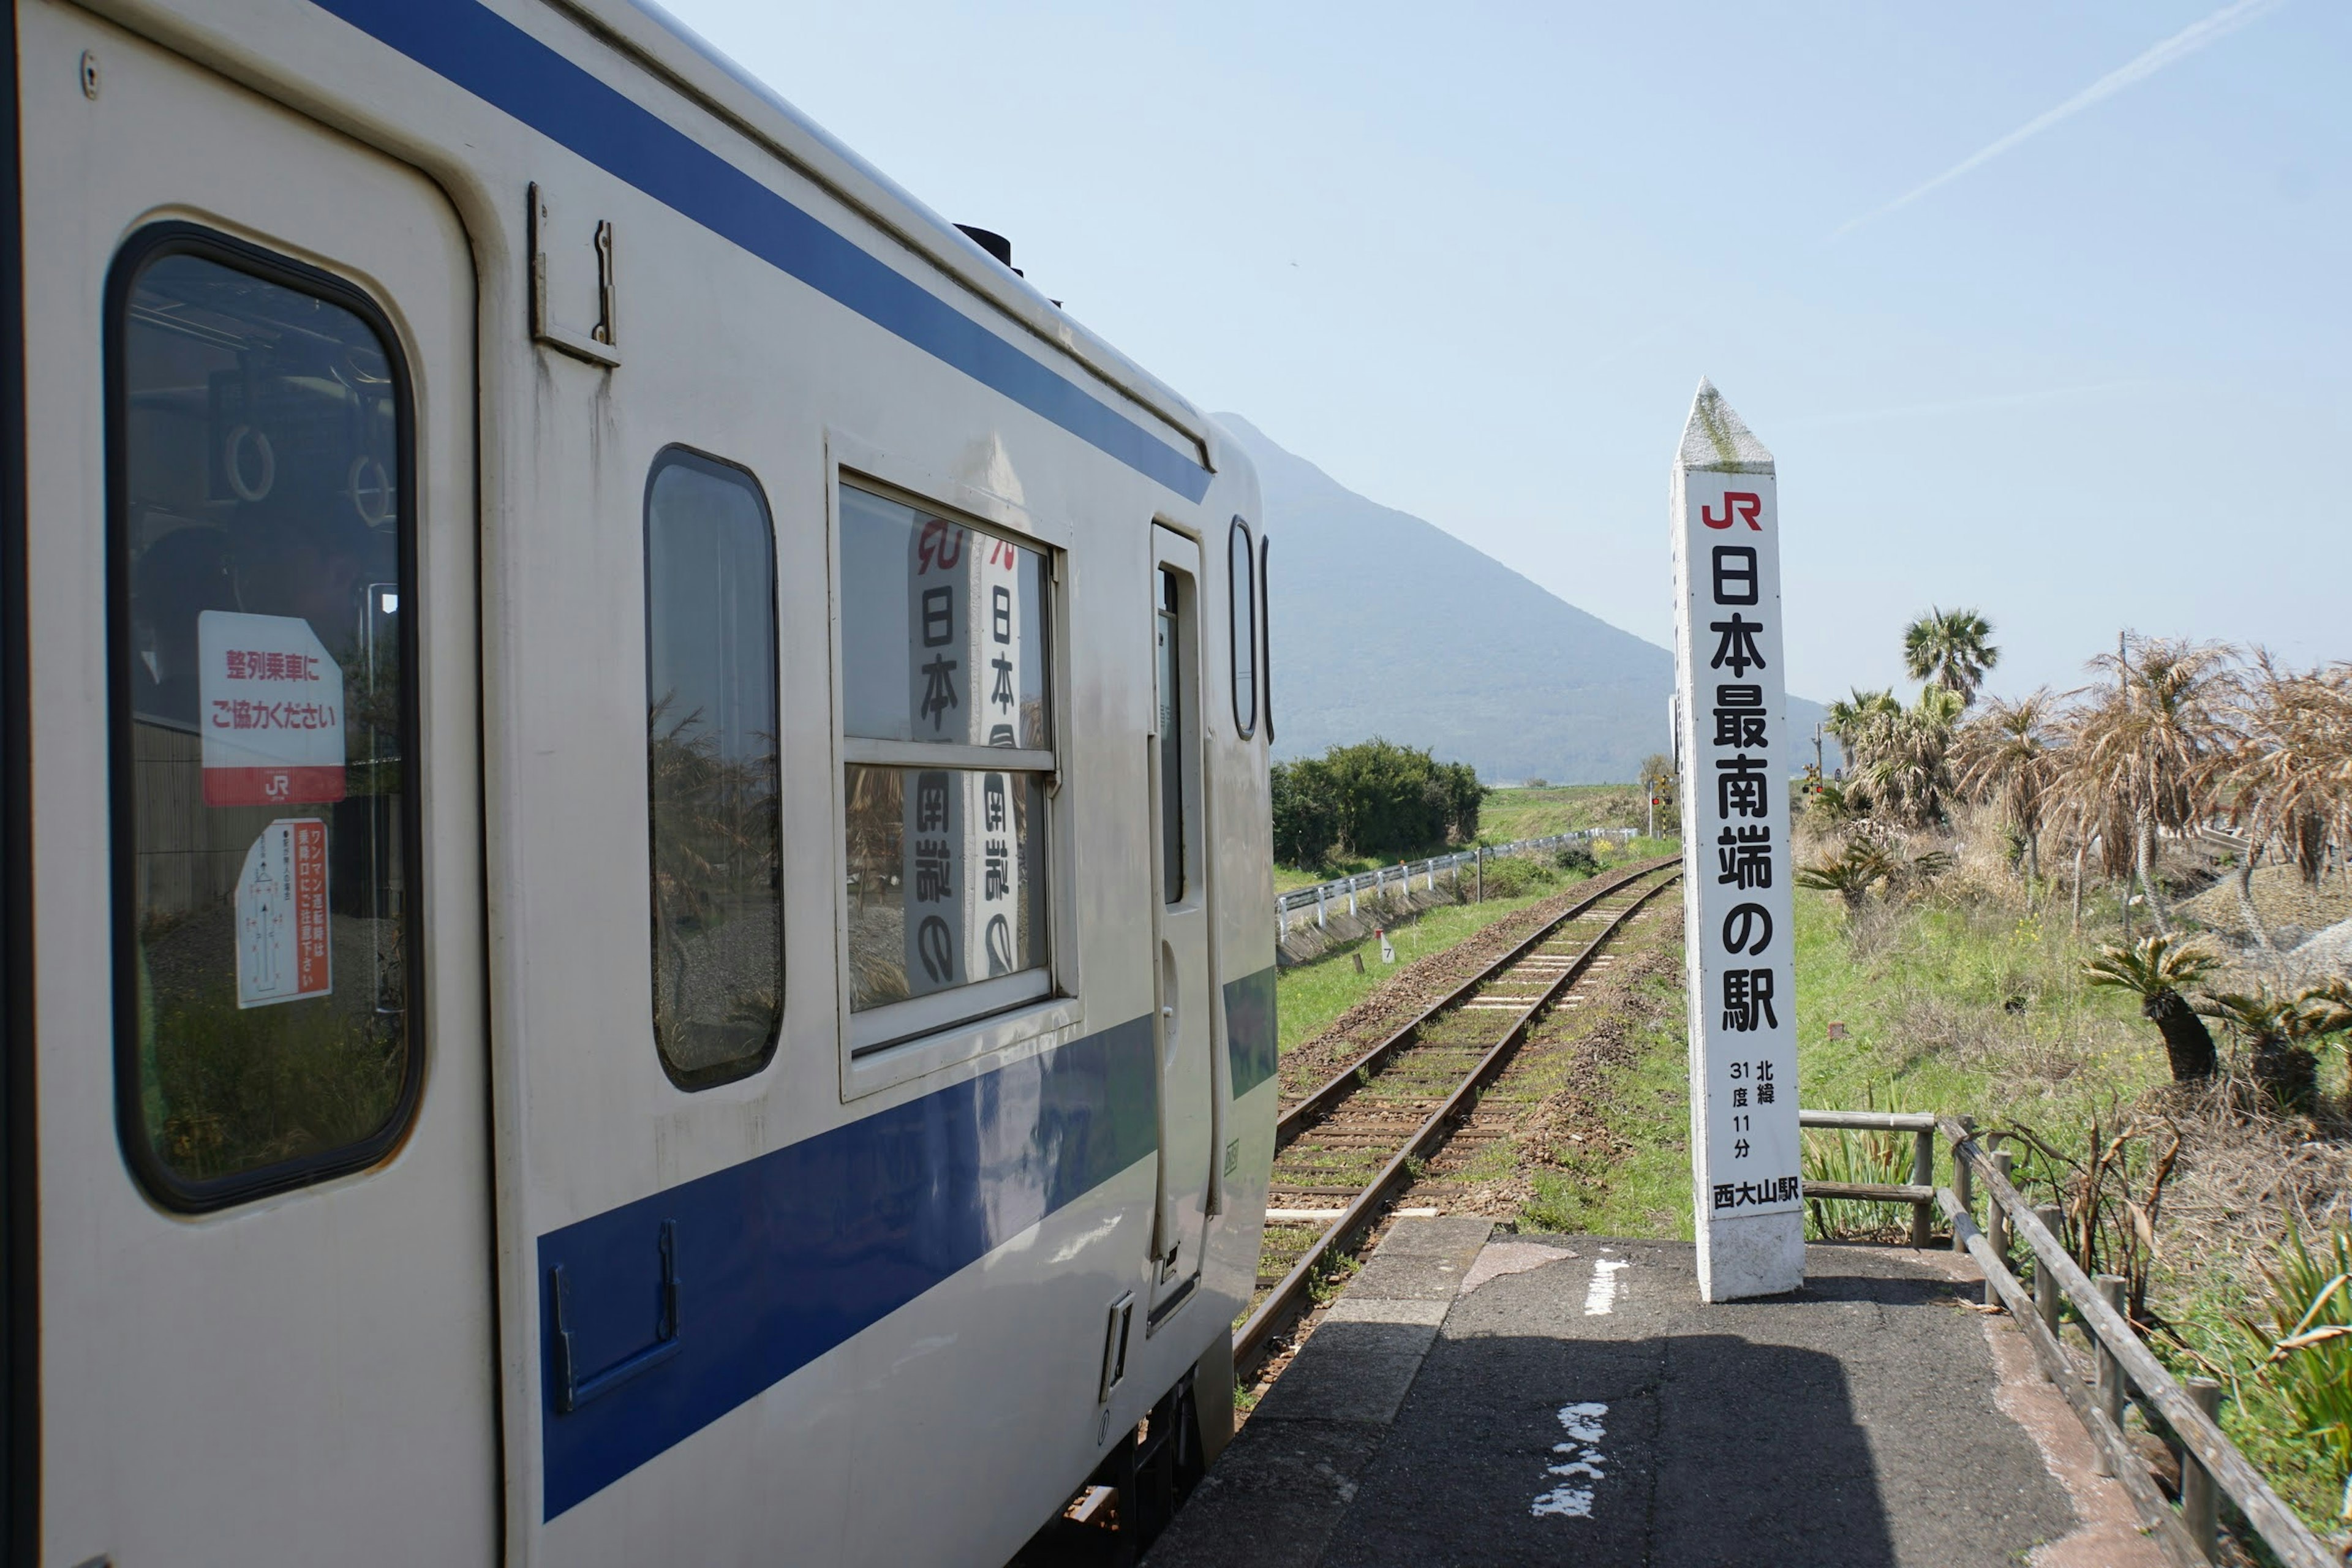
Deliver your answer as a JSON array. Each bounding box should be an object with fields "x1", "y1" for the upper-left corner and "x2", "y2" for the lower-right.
[{"x1": 549, "y1": 1218, "x2": 682, "y2": 1414}]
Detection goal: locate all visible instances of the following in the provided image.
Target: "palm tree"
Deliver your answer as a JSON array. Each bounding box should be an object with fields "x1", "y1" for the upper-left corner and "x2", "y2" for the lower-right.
[
  {"x1": 1953, "y1": 688, "x2": 2059, "y2": 897},
  {"x1": 1823, "y1": 687, "x2": 1900, "y2": 758},
  {"x1": 2082, "y1": 933, "x2": 2221, "y2": 1082},
  {"x1": 2293, "y1": 978, "x2": 2352, "y2": 1099},
  {"x1": 2222, "y1": 654, "x2": 2352, "y2": 949},
  {"x1": 2199, "y1": 990, "x2": 2320, "y2": 1112},
  {"x1": 1845, "y1": 686, "x2": 1963, "y2": 827},
  {"x1": 1903, "y1": 608, "x2": 2000, "y2": 706},
  {"x1": 2070, "y1": 638, "x2": 2240, "y2": 935},
  {"x1": 1795, "y1": 841, "x2": 1894, "y2": 912}
]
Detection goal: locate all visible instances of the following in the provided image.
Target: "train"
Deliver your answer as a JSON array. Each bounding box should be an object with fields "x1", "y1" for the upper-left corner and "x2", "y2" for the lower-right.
[{"x1": 0, "y1": 0, "x2": 1279, "y2": 1561}]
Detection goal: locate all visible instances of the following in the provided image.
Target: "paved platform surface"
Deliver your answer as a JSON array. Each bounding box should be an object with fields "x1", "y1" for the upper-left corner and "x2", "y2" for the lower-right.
[{"x1": 1150, "y1": 1219, "x2": 2148, "y2": 1568}]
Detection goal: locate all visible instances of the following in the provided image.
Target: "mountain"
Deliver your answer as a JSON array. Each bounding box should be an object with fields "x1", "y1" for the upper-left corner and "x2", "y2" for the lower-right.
[{"x1": 1220, "y1": 415, "x2": 1829, "y2": 785}]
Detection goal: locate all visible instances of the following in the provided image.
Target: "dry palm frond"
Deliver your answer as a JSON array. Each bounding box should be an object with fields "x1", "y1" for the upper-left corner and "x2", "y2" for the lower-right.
[
  {"x1": 1953, "y1": 688, "x2": 2060, "y2": 888},
  {"x1": 2225, "y1": 652, "x2": 2352, "y2": 892},
  {"x1": 2059, "y1": 638, "x2": 2242, "y2": 932}
]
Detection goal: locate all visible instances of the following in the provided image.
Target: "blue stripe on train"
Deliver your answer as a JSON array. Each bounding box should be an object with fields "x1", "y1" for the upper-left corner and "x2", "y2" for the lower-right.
[
  {"x1": 305, "y1": 0, "x2": 1215, "y2": 503},
  {"x1": 537, "y1": 1014, "x2": 1159, "y2": 1519},
  {"x1": 1223, "y1": 966, "x2": 1278, "y2": 1098}
]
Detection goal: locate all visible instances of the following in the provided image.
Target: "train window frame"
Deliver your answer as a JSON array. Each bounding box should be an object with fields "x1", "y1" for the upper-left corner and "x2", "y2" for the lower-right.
[
  {"x1": 1227, "y1": 517, "x2": 1256, "y2": 738},
  {"x1": 104, "y1": 222, "x2": 426, "y2": 1212},
  {"x1": 643, "y1": 445, "x2": 785, "y2": 1092},
  {"x1": 821, "y1": 439, "x2": 1081, "y2": 1100},
  {"x1": 1259, "y1": 534, "x2": 1273, "y2": 742}
]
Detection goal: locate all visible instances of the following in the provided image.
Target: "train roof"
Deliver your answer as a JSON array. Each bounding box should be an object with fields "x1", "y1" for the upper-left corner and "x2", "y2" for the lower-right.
[{"x1": 553, "y1": 0, "x2": 1216, "y2": 467}]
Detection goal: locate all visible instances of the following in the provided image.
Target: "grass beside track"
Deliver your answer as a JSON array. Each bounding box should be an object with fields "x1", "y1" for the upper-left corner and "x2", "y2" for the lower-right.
[
  {"x1": 1518, "y1": 948, "x2": 1697, "y2": 1239},
  {"x1": 1276, "y1": 893, "x2": 1561, "y2": 1055}
]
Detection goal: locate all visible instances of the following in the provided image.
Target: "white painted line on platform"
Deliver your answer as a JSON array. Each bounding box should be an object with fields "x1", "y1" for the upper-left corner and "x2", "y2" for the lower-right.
[
  {"x1": 1583, "y1": 1257, "x2": 1630, "y2": 1316},
  {"x1": 1531, "y1": 1402, "x2": 1609, "y2": 1518}
]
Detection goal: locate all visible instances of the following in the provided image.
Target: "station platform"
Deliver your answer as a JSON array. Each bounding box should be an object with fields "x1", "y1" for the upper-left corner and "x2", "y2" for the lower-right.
[{"x1": 1148, "y1": 1219, "x2": 2166, "y2": 1568}]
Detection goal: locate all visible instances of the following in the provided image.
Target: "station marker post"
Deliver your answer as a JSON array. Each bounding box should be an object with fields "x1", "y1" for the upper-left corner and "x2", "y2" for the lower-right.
[{"x1": 1670, "y1": 380, "x2": 1804, "y2": 1302}]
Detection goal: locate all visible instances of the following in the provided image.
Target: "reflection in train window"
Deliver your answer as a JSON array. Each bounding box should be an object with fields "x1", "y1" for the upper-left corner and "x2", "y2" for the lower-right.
[
  {"x1": 645, "y1": 449, "x2": 783, "y2": 1089},
  {"x1": 1229, "y1": 518, "x2": 1255, "y2": 737},
  {"x1": 838, "y1": 485, "x2": 1049, "y2": 749},
  {"x1": 837, "y1": 483, "x2": 1053, "y2": 1049},
  {"x1": 109, "y1": 234, "x2": 419, "y2": 1206}
]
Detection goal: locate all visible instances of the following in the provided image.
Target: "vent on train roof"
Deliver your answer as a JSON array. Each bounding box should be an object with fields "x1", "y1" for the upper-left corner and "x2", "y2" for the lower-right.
[{"x1": 956, "y1": 224, "x2": 1023, "y2": 277}]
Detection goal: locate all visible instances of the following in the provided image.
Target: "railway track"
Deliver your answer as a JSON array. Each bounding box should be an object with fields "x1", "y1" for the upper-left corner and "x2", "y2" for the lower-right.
[{"x1": 1236, "y1": 858, "x2": 1683, "y2": 1378}]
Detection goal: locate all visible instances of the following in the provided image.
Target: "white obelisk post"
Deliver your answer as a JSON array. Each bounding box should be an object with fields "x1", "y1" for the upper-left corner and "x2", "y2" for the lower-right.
[{"x1": 1671, "y1": 380, "x2": 1804, "y2": 1302}]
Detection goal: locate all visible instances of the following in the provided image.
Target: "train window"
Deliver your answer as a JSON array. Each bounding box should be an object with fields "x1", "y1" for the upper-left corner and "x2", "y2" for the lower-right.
[
  {"x1": 1260, "y1": 535, "x2": 1274, "y2": 742},
  {"x1": 644, "y1": 450, "x2": 783, "y2": 1089},
  {"x1": 108, "y1": 231, "x2": 421, "y2": 1207},
  {"x1": 838, "y1": 484, "x2": 1052, "y2": 1049},
  {"x1": 1229, "y1": 518, "x2": 1256, "y2": 737},
  {"x1": 1158, "y1": 567, "x2": 1186, "y2": 902}
]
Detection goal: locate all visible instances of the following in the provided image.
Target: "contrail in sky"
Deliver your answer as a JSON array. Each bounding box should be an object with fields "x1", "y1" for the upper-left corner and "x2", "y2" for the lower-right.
[{"x1": 1833, "y1": 0, "x2": 2289, "y2": 238}]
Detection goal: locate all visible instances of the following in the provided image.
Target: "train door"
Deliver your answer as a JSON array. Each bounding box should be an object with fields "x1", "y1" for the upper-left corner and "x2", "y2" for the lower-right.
[
  {"x1": 1149, "y1": 527, "x2": 1214, "y2": 1323},
  {"x1": 16, "y1": 9, "x2": 496, "y2": 1562}
]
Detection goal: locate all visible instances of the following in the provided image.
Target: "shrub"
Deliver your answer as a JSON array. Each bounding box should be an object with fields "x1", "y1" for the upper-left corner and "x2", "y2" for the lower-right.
[{"x1": 1271, "y1": 738, "x2": 1482, "y2": 864}]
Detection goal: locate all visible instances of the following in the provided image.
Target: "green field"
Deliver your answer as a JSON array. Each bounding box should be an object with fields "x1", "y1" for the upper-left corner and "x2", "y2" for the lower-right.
[
  {"x1": 1477, "y1": 782, "x2": 1650, "y2": 842},
  {"x1": 1270, "y1": 782, "x2": 1654, "y2": 892}
]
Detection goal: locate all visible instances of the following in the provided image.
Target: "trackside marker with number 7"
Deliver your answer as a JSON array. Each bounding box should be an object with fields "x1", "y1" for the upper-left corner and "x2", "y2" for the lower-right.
[{"x1": 197, "y1": 609, "x2": 345, "y2": 807}]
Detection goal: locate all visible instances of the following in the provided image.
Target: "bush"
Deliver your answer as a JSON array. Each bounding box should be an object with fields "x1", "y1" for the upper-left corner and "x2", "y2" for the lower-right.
[
  {"x1": 1479, "y1": 854, "x2": 1562, "y2": 899},
  {"x1": 1271, "y1": 738, "x2": 1482, "y2": 865},
  {"x1": 1270, "y1": 759, "x2": 1340, "y2": 867},
  {"x1": 1555, "y1": 842, "x2": 1599, "y2": 875}
]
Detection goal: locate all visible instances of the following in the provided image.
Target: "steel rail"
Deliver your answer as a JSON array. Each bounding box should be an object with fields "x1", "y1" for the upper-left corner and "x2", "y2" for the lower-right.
[
  {"x1": 1237, "y1": 869, "x2": 1681, "y2": 1376},
  {"x1": 1277, "y1": 856, "x2": 1678, "y2": 1146}
]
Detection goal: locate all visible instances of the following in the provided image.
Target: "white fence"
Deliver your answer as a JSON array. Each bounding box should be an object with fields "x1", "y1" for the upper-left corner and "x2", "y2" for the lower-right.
[{"x1": 1275, "y1": 829, "x2": 1642, "y2": 933}]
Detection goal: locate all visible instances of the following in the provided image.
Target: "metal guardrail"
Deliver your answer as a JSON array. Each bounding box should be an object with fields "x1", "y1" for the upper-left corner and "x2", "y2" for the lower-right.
[{"x1": 1275, "y1": 829, "x2": 1642, "y2": 933}]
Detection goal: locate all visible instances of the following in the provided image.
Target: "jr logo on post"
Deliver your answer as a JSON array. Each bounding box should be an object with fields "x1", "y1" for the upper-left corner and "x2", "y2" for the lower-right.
[
  {"x1": 1700, "y1": 491, "x2": 1763, "y2": 530},
  {"x1": 198, "y1": 609, "x2": 347, "y2": 807}
]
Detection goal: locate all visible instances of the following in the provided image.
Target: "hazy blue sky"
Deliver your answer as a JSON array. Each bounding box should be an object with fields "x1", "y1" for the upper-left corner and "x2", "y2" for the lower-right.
[{"x1": 659, "y1": 0, "x2": 2346, "y2": 705}]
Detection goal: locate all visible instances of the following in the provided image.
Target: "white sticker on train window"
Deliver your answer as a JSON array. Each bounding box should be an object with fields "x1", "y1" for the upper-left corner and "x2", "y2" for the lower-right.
[
  {"x1": 236, "y1": 818, "x2": 331, "y2": 1008},
  {"x1": 198, "y1": 609, "x2": 346, "y2": 807}
]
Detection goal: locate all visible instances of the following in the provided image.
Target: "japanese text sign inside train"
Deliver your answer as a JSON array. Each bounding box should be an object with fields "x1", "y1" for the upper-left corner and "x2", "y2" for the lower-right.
[
  {"x1": 236, "y1": 818, "x2": 331, "y2": 1008},
  {"x1": 1670, "y1": 381, "x2": 1803, "y2": 1301},
  {"x1": 198, "y1": 609, "x2": 345, "y2": 807}
]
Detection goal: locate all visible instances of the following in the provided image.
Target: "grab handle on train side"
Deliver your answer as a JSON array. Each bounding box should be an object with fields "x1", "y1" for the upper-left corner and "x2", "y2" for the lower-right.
[{"x1": 549, "y1": 1218, "x2": 684, "y2": 1414}]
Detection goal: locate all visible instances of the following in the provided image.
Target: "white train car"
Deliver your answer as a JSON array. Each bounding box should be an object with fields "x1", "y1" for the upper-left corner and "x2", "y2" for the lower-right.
[{"x1": 0, "y1": 0, "x2": 1278, "y2": 1561}]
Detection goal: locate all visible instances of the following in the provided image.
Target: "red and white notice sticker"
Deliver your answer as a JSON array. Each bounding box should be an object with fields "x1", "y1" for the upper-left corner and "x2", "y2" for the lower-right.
[
  {"x1": 198, "y1": 609, "x2": 345, "y2": 807},
  {"x1": 236, "y1": 818, "x2": 331, "y2": 1009}
]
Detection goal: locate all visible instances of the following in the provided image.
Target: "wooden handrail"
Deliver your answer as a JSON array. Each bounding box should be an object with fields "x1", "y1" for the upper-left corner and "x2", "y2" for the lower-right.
[
  {"x1": 1800, "y1": 1109, "x2": 1937, "y2": 1132},
  {"x1": 1799, "y1": 1107, "x2": 1937, "y2": 1247},
  {"x1": 1940, "y1": 1115, "x2": 2337, "y2": 1568}
]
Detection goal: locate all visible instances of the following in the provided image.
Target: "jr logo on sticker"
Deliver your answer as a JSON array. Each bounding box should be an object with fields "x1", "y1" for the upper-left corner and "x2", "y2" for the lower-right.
[{"x1": 236, "y1": 818, "x2": 331, "y2": 1009}]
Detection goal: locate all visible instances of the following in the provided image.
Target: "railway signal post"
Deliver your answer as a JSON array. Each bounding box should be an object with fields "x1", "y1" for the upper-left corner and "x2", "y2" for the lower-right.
[{"x1": 1669, "y1": 380, "x2": 1804, "y2": 1302}]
